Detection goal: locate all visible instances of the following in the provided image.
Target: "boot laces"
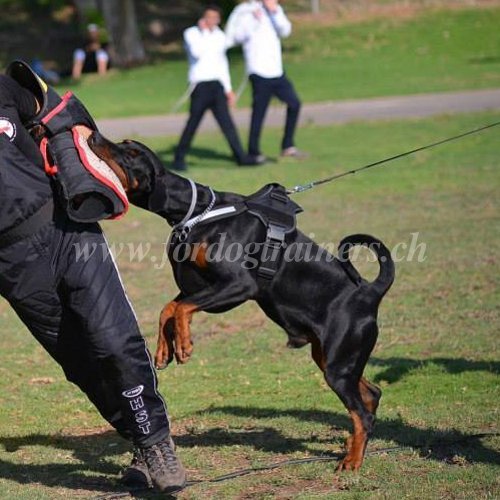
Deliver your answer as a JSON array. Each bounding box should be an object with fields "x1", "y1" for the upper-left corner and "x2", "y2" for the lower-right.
[
  {"x1": 144, "y1": 439, "x2": 179, "y2": 474},
  {"x1": 130, "y1": 447, "x2": 144, "y2": 467}
]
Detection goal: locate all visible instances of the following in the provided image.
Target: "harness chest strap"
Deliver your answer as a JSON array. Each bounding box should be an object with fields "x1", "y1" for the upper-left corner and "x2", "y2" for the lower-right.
[
  {"x1": 246, "y1": 184, "x2": 303, "y2": 282},
  {"x1": 257, "y1": 221, "x2": 287, "y2": 281}
]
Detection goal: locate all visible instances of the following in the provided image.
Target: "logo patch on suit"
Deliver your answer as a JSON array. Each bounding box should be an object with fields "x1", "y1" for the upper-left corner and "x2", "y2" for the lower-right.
[
  {"x1": 0, "y1": 118, "x2": 16, "y2": 142},
  {"x1": 122, "y1": 385, "x2": 144, "y2": 398}
]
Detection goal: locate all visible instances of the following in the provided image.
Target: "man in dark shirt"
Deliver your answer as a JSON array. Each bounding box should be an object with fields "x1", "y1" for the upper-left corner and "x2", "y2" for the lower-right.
[{"x1": 0, "y1": 65, "x2": 185, "y2": 495}]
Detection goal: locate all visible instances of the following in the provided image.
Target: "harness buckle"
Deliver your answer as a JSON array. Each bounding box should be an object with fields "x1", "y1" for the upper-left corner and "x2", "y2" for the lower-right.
[
  {"x1": 257, "y1": 222, "x2": 287, "y2": 282},
  {"x1": 267, "y1": 222, "x2": 286, "y2": 243}
]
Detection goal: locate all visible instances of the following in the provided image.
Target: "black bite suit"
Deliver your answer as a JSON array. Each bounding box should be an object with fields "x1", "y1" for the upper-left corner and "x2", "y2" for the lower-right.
[{"x1": 0, "y1": 75, "x2": 170, "y2": 447}]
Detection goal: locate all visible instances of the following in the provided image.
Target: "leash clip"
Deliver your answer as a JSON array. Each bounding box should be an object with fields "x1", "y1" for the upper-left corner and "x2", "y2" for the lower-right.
[
  {"x1": 178, "y1": 226, "x2": 191, "y2": 242},
  {"x1": 287, "y1": 183, "x2": 314, "y2": 195}
]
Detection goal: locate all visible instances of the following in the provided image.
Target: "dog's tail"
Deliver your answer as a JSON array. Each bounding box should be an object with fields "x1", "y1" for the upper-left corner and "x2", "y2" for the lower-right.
[{"x1": 338, "y1": 234, "x2": 395, "y2": 297}]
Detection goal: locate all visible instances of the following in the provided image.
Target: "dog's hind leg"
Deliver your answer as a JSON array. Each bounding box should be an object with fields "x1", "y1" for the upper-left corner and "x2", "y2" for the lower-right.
[
  {"x1": 310, "y1": 334, "x2": 326, "y2": 372},
  {"x1": 359, "y1": 377, "x2": 382, "y2": 415},
  {"x1": 323, "y1": 320, "x2": 379, "y2": 471},
  {"x1": 311, "y1": 342, "x2": 378, "y2": 468},
  {"x1": 325, "y1": 371, "x2": 375, "y2": 471}
]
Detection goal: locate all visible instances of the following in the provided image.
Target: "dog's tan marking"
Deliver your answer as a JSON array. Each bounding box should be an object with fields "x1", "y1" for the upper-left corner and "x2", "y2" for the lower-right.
[
  {"x1": 359, "y1": 377, "x2": 380, "y2": 415},
  {"x1": 310, "y1": 335, "x2": 325, "y2": 372},
  {"x1": 337, "y1": 411, "x2": 368, "y2": 472},
  {"x1": 174, "y1": 302, "x2": 198, "y2": 364},
  {"x1": 155, "y1": 300, "x2": 178, "y2": 369},
  {"x1": 192, "y1": 242, "x2": 208, "y2": 269}
]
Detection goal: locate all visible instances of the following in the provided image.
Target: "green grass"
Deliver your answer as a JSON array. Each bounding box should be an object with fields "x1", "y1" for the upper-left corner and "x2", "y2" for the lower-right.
[
  {"x1": 55, "y1": 7, "x2": 500, "y2": 119},
  {"x1": 0, "y1": 111, "x2": 498, "y2": 498}
]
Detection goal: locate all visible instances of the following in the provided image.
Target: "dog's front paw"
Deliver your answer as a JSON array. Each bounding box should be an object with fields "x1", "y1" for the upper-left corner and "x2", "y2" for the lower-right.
[
  {"x1": 336, "y1": 454, "x2": 362, "y2": 472},
  {"x1": 175, "y1": 340, "x2": 194, "y2": 364},
  {"x1": 154, "y1": 351, "x2": 171, "y2": 370},
  {"x1": 155, "y1": 318, "x2": 175, "y2": 370},
  {"x1": 154, "y1": 343, "x2": 174, "y2": 370},
  {"x1": 336, "y1": 436, "x2": 363, "y2": 472}
]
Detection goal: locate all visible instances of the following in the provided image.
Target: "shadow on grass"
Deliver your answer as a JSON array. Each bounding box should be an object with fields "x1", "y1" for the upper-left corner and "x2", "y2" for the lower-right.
[
  {"x1": 156, "y1": 146, "x2": 236, "y2": 166},
  {"x1": 177, "y1": 426, "x2": 317, "y2": 455},
  {"x1": 468, "y1": 56, "x2": 500, "y2": 65},
  {"x1": 0, "y1": 430, "x2": 128, "y2": 493},
  {"x1": 193, "y1": 406, "x2": 500, "y2": 467},
  {"x1": 0, "y1": 407, "x2": 498, "y2": 493},
  {"x1": 370, "y1": 357, "x2": 500, "y2": 384},
  {"x1": 155, "y1": 146, "x2": 278, "y2": 170}
]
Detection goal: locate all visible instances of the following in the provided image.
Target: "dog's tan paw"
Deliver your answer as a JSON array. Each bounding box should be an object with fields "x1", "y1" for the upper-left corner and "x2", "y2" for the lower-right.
[
  {"x1": 175, "y1": 342, "x2": 193, "y2": 364},
  {"x1": 336, "y1": 454, "x2": 362, "y2": 472}
]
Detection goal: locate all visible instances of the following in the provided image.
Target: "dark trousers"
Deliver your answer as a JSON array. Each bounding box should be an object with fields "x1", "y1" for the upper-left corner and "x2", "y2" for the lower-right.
[
  {"x1": 175, "y1": 81, "x2": 246, "y2": 164},
  {"x1": 248, "y1": 74, "x2": 301, "y2": 156},
  {"x1": 0, "y1": 214, "x2": 170, "y2": 447}
]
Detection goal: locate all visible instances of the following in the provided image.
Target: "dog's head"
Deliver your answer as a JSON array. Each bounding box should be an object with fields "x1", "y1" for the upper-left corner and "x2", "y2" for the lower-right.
[{"x1": 88, "y1": 131, "x2": 165, "y2": 195}]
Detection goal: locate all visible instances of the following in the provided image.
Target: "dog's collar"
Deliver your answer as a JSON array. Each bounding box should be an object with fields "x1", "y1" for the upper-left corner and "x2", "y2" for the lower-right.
[
  {"x1": 173, "y1": 178, "x2": 198, "y2": 229},
  {"x1": 171, "y1": 179, "x2": 216, "y2": 241}
]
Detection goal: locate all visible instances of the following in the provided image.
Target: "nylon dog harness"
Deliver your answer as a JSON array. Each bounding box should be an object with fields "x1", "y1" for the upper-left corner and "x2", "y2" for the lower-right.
[{"x1": 171, "y1": 183, "x2": 303, "y2": 282}]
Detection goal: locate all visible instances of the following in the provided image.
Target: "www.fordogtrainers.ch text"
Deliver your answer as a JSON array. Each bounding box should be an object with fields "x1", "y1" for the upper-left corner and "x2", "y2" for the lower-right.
[{"x1": 73, "y1": 232, "x2": 427, "y2": 269}]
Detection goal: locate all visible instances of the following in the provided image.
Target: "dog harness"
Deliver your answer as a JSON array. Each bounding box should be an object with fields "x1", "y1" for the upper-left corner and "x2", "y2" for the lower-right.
[{"x1": 174, "y1": 182, "x2": 303, "y2": 282}]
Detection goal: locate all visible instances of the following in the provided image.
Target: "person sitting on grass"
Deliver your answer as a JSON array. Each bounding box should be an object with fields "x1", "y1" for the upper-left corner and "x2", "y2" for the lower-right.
[{"x1": 72, "y1": 24, "x2": 110, "y2": 80}]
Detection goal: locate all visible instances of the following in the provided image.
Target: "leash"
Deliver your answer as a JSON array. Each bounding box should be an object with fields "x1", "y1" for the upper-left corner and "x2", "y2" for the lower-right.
[
  {"x1": 235, "y1": 74, "x2": 249, "y2": 101},
  {"x1": 171, "y1": 83, "x2": 196, "y2": 114},
  {"x1": 93, "y1": 431, "x2": 499, "y2": 499},
  {"x1": 287, "y1": 120, "x2": 500, "y2": 194}
]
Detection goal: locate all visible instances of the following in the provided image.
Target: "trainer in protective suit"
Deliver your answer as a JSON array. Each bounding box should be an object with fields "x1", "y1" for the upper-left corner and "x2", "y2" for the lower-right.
[{"x1": 0, "y1": 60, "x2": 185, "y2": 495}]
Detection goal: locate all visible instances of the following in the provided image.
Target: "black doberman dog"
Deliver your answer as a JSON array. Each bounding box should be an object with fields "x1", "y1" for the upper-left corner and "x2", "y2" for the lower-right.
[{"x1": 88, "y1": 132, "x2": 395, "y2": 471}]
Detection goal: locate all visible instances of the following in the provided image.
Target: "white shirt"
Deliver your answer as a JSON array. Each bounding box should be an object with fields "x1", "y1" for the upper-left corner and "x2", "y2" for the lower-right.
[
  {"x1": 183, "y1": 25, "x2": 232, "y2": 93},
  {"x1": 227, "y1": 1, "x2": 292, "y2": 78}
]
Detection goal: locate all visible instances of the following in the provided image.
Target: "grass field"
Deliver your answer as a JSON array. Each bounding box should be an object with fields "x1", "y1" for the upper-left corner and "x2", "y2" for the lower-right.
[
  {"x1": 0, "y1": 110, "x2": 498, "y2": 498},
  {"x1": 56, "y1": 7, "x2": 500, "y2": 119}
]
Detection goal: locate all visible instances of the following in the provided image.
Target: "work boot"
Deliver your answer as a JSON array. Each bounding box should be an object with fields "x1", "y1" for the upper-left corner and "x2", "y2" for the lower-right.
[
  {"x1": 140, "y1": 437, "x2": 187, "y2": 494},
  {"x1": 121, "y1": 448, "x2": 152, "y2": 489}
]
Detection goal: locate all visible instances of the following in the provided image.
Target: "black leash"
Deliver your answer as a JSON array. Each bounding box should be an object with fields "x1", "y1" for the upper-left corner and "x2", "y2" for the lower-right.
[
  {"x1": 287, "y1": 120, "x2": 500, "y2": 194},
  {"x1": 93, "y1": 432, "x2": 499, "y2": 499}
]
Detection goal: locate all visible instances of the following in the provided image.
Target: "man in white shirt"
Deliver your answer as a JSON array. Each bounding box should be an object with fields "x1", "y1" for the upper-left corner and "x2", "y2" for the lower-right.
[
  {"x1": 172, "y1": 4, "x2": 261, "y2": 171},
  {"x1": 228, "y1": 0, "x2": 305, "y2": 160}
]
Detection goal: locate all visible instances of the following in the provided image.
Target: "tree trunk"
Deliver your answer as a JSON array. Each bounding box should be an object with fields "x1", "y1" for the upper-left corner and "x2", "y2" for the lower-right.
[
  {"x1": 73, "y1": 0, "x2": 99, "y2": 21},
  {"x1": 311, "y1": 0, "x2": 320, "y2": 14},
  {"x1": 99, "y1": 0, "x2": 145, "y2": 67},
  {"x1": 73, "y1": 0, "x2": 97, "y2": 17}
]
